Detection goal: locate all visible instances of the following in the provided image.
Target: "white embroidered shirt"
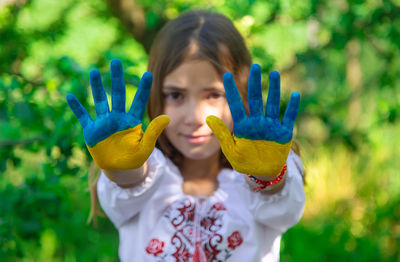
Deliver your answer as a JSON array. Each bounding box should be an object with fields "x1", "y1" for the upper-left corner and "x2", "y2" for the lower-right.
[{"x1": 97, "y1": 148, "x2": 305, "y2": 262}]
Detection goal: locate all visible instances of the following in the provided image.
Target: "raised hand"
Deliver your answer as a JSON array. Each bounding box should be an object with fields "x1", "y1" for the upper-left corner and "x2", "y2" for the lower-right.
[
  {"x1": 206, "y1": 64, "x2": 300, "y2": 176},
  {"x1": 67, "y1": 59, "x2": 169, "y2": 170}
]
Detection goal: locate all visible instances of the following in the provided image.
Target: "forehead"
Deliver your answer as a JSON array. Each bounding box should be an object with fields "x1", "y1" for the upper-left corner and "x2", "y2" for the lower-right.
[{"x1": 163, "y1": 59, "x2": 224, "y2": 90}]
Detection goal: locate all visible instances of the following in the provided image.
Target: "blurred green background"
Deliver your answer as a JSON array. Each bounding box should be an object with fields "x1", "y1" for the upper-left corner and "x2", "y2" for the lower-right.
[{"x1": 1, "y1": 0, "x2": 399, "y2": 261}]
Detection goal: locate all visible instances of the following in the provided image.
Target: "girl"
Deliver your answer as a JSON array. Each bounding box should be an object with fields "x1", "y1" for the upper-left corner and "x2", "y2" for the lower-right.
[{"x1": 67, "y1": 10, "x2": 305, "y2": 262}]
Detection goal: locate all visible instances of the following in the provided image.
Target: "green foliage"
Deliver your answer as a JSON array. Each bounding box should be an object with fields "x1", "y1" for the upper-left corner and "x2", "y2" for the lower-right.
[
  {"x1": 1, "y1": 0, "x2": 399, "y2": 261},
  {"x1": 0, "y1": 172, "x2": 118, "y2": 261}
]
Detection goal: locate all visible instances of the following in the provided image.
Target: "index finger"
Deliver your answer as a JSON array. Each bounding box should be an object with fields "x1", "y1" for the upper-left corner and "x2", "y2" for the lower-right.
[
  {"x1": 66, "y1": 94, "x2": 92, "y2": 128},
  {"x1": 282, "y1": 91, "x2": 300, "y2": 131},
  {"x1": 128, "y1": 72, "x2": 153, "y2": 120},
  {"x1": 223, "y1": 72, "x2": 247, "y2": 124}
]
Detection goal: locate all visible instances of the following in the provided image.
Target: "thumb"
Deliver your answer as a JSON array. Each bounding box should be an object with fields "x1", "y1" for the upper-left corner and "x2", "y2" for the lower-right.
[
  {"x1": 206, "y1": 115, "x2": 235, "y2": 152},
  {"x1": 141, "y1": 115, "x2": 170, "y2": 148}
]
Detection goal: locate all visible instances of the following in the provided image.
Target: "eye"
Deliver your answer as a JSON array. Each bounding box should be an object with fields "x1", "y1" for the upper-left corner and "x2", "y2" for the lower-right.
[
  {"x1": 165, "y1": 92, "x2": 183, "y2": 101},
  {"x1": 207, "y1": 92, "x2": 224, "y2": 100}
]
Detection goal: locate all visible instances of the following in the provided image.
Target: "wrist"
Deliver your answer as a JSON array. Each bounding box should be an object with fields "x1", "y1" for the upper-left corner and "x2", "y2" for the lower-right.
[
  {"x1": 245, "y1": 164, "x2": 287, "y2": 193},
  {"x1": 102, "y1": 162, "x2": 148, "y2": 188}
]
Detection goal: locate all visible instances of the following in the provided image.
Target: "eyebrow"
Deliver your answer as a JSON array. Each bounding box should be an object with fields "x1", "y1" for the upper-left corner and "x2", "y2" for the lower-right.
[
  {"x1": 162, "y1": 85, "x2": 186, "y2": 91},
  {"x1": 162, "y1": 85, "x2": 224, "y2": 92}
]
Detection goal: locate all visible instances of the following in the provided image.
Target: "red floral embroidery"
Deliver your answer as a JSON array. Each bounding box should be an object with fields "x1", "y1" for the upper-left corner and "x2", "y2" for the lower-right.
[
  {"x1": 192, "y1": 242, "x2": 208, "y2": 262},
  {"x1": 145, "y1": 238, "x2": 165, "y2": 256},
  {"x1": 153, "y1": 198, "x2": 243, "y2": 261},
  {"x1": 180, "y1": 248, "x2": 192, "y2": 261},
  {"x1": 227, "y1": 231, "x2": 243, "y2": 249},
  {"x1": 211, "y1": 202, "x2": 226, "y2": 211}
]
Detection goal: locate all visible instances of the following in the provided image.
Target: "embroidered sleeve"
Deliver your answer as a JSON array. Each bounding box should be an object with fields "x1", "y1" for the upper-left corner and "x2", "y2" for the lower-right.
[
  {"x1": 246, "y1": 150, "x2": 305, "y2": 233},
  {"x1": 97, "y1": 148, "x2": 166, "y2": 228}
]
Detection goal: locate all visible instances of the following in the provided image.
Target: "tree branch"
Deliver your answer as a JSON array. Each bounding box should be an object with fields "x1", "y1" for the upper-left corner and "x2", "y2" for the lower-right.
[
  {"x1": 5, "y1": 71, "x2": 44, "y2": 86},
  {"x1": 0, "y1": 136, "x2": 46, "y2": 147},
  {"x1": 106, "y1": 0, "x2": 167, "y2": 53}
]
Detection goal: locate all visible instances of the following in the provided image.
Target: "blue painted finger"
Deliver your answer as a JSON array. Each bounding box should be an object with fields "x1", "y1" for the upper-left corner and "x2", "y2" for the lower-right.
[
  {"x1": 248, "y1": 64, "x2": 263, "y2": 116},
  {"x1": 90, "y1": 69, "x2": 109, "y2": 116},
  {"x1": 223, "y1": 72, "x2": 247, "y2": 125},
  {"x1": 265, "y1": 71, "x2": 281, "y2": 120},
  {"x1": 110, "y1": 59, "x2": 126, "y2": 113},
  {"x1": 282, "y1": 91, "x2": 300, "y2": 131},
  {"x1": 129, "y1": 72, "x2": 153, "y2": 120},
  {"x1": 66, "y1": 93, "x2": 92, "y2": 128}
]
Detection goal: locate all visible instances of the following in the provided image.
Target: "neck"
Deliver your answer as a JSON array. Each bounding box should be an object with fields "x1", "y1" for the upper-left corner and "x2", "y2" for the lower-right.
[{"x1": 180, "y1": 152, "x2": 221, "y2": 181}]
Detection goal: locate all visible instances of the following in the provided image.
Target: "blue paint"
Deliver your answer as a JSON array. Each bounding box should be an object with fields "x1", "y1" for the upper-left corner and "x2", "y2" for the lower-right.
[
  {"x1": 223, "y1": 64, "x2": 300, "y2": 144},
  {"x1": 66, "y1": 59, "x2": 152, "y2": 147}
]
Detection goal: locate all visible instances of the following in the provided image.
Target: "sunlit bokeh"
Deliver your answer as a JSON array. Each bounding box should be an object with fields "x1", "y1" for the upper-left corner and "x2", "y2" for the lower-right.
[{"x1": 1, "y1": 0, "x2": 399, "y2": 261}]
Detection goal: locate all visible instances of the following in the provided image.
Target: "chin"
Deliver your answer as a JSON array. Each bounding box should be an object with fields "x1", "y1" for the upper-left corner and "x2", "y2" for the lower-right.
[
  {"x1": 181, "y1": 147, "x2": 219, "y2": 160},
  {"x1": 182, "y1": 152, "x2": 210, "y2": 160}
]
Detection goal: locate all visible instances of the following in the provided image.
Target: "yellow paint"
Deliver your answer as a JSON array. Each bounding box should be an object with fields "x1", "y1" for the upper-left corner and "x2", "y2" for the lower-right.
[
  {"x1": 206, "y1": 115, "x2": 291, "y2": 176},
  {"x1": 87, "y1": 115, "x2": 170, "y2": 170}
]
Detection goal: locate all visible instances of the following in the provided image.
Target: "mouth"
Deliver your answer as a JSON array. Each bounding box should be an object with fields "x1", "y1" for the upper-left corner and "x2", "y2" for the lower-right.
[{"x1": 181, "y1": 134, "x2": 212, "y2": 144}]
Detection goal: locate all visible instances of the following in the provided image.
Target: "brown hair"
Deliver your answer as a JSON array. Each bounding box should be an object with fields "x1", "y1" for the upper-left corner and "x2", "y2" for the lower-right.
[{"x1": 146, "y1": 10, "x2": 252, "y2": 168}]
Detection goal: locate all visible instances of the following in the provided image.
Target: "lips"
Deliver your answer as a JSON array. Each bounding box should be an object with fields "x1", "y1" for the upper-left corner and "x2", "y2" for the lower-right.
[{"x1": 181, "y1": 134, "x2": 212, "y2": 144}]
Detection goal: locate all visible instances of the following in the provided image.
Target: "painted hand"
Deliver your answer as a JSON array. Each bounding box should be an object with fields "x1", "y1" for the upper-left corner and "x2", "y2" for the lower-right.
[
  {"x1": 206, "y1": 64, "x2": 300, "y2": 176},
  {"x1": 66, "y1": 59, "x2": 170, "y2": 170}
]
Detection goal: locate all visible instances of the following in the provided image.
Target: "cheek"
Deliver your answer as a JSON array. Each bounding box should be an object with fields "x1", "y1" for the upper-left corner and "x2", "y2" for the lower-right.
[
  {"x1": 164, "y1": 126, "x2": 174, "y2": 143},
  {"x1": 163, "y1": 107, "x2": 177, "y2": 138},
  {"x1": 210, "y1": 103, "x2": 233, "y2": 132},
  {"x1": 163, "y1": 106, "x2": 179, "y2": 125},
  {"x1": 222, "y1": 110, "x2": 233, "y2": 132}
]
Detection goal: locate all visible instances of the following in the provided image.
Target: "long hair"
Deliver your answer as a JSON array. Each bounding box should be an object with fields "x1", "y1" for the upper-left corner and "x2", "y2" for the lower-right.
[{"x1": 146, "y1": 10, "x2": 252, "y2": 168}]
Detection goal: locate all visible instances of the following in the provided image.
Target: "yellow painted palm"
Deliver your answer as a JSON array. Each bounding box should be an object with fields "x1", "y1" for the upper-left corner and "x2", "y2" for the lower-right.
[
  {"x1": 206, "y1": 65, "x2": 300, "y2": 176},
  {"x1": 67, "y1": 59, "x2": 169, "y2": 170}
]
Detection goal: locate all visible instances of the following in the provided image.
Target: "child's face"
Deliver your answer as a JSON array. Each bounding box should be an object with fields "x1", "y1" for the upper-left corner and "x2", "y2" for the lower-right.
[{"x1": 162, "y1": 59, "x2": 233, "y2": 161}]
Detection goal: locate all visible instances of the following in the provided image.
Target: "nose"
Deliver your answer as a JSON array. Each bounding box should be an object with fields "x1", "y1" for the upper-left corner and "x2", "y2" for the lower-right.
[{"x1": 183, "y1": 99, "x2": 206, "y2": 127}]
